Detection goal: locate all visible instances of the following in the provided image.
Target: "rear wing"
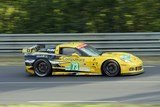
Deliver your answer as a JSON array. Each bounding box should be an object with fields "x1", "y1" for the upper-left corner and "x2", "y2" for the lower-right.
[{"x1": 22, "y1": 44, "x2": 45, "y2": 54}]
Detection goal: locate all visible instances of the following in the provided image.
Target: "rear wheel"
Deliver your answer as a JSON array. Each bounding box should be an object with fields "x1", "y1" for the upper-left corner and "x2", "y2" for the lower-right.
[
  {"x1": 33, "y1": 59, "x2": 52, "y2": 77},
  {"x1": 102, "y1": 60, "x2": 120, "y2": 77}
]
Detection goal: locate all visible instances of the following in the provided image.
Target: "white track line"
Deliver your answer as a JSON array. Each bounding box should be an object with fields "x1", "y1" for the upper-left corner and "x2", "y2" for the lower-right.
[{"x1": 29, "y1": 100, "x2": 117, "y2": 103}]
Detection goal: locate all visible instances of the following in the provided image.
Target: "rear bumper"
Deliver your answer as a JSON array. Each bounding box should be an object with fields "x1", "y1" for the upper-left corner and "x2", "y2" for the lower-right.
[{"x1": 25, "y1": 66, "x2": 34, "y2": 75}]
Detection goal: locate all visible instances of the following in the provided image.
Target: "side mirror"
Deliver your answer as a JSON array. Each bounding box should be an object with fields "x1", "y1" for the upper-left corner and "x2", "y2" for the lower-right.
[{"x1": 72, "y1": 53, "x2": 79, "y2": 57}]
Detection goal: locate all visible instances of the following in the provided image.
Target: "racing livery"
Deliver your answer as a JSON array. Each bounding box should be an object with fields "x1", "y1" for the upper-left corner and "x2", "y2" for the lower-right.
[{"x1": 22, "y1": 42, "x2": 144, "y2": 77}]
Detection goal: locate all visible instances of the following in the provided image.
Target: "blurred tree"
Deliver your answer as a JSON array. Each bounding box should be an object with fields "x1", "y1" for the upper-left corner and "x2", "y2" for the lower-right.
[{"x1": 0, "y1": 0, "x2": 159, "y2": 33}]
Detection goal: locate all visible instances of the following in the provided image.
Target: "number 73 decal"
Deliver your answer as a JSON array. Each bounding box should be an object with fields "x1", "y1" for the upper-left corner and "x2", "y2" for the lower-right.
[{"x1": 65, "y1": 62, "x2": 79, "y2": 71}]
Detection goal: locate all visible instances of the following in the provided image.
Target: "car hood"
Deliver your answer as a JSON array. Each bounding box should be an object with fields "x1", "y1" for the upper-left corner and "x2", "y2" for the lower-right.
[
  {"x1": 102, "y1": 52, "x2": 132, "y2": 57},
  {"x1": 101, "y1": 52, "x2": 142, "y2": 63}
]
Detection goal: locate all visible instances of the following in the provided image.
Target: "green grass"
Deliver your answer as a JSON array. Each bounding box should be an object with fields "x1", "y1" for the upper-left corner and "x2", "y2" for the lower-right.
[{"x1": 0, "y1": 104, "x2": 160, "y2": 107}]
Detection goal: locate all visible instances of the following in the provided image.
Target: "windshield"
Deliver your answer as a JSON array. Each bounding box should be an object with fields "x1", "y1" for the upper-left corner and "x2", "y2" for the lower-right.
[{"x1": 79, "y1": 45, "x2": 102, "y2": 56}]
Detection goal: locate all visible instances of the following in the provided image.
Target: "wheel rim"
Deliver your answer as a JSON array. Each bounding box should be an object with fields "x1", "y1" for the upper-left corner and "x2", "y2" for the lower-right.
[
  {"x1": 37, "y1": 61, "x2": 48, "y2": 74},
  {"x1": 106, "y1": 63, "x2": 118, "y2": 74}
]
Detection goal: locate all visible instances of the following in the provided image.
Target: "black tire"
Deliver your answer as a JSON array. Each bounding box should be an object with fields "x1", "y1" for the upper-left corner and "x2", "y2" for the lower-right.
[
  {"x1": 102, "y1": 60, "x2": 120, "y2": 77},
  {"x1": 33, "y1": 59, "x2": 52, "y2": 77}
]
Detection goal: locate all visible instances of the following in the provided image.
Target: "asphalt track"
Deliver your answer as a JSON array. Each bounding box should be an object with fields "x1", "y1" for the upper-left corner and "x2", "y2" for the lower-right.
[{"x1": 0, "y1": 65, "x2": 160, "y2": 104}]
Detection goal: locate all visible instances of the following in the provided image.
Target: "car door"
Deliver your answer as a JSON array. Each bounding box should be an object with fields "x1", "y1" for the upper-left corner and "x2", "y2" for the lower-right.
[{"x1": 59, "y1": 47, "x2": 94, "y2": 73}]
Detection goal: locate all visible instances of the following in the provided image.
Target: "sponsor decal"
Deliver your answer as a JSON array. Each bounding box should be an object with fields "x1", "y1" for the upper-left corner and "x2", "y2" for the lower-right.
[
  {"x1": 64, "y1": 57, "x2": 85, "y2": 62},
  {"x1": 36, "y1": 55, "x2": 48, "y2": 58},
  {"x1": 79, "y1": 67, "x2": 90, "y2": 71}
]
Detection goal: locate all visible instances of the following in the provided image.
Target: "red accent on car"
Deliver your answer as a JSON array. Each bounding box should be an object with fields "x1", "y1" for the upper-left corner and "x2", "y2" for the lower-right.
[{"x1": 77, "y1": 43, "x2": 87, "y2": 49}]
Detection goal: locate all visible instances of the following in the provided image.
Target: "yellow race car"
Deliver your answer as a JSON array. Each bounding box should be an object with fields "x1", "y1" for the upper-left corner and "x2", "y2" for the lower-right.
[{"x1": 22, "y1": 42, "x2": 144, "y2": 77}]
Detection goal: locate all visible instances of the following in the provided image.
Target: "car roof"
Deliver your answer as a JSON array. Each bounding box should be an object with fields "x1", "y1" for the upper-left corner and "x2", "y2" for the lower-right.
[{"x1": 58, "y1": 42, "x2": 86, "y2": 48}]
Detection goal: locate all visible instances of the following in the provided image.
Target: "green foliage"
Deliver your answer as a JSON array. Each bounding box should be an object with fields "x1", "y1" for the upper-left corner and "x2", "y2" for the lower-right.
[{"x1": 0, "y1": 0, "x2": 159, "y2": 33}]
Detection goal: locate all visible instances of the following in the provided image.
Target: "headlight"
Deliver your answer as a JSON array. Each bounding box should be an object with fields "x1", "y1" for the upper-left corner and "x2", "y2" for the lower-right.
[{"x1": 120, "y1": 54, "x2": 131, "y2": 62}]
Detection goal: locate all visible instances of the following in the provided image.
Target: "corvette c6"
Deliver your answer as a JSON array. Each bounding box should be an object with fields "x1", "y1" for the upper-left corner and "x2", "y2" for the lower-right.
[{"x1": 22, "y1": 42, "x2": 144, "y2": 77}]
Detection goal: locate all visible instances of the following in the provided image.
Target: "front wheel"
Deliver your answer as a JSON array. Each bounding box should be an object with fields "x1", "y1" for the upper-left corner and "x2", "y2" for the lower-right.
[
  {"x1": 102, "y1": 60, "x2": 120, "y2": 77},
  {"x1": 33, "y1": 59, "x2": 52, "y2": 77}
]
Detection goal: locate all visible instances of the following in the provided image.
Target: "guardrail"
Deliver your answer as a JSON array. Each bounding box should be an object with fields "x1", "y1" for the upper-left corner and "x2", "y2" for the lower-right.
[{"x1": 0, "y1": 32, "x2": 160, "y2": 56}]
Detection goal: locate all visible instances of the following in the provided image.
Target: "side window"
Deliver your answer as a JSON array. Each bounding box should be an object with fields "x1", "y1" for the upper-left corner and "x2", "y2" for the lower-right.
[{"x1": 60, "y1": 48, "x2": 81, "y2": 56}]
